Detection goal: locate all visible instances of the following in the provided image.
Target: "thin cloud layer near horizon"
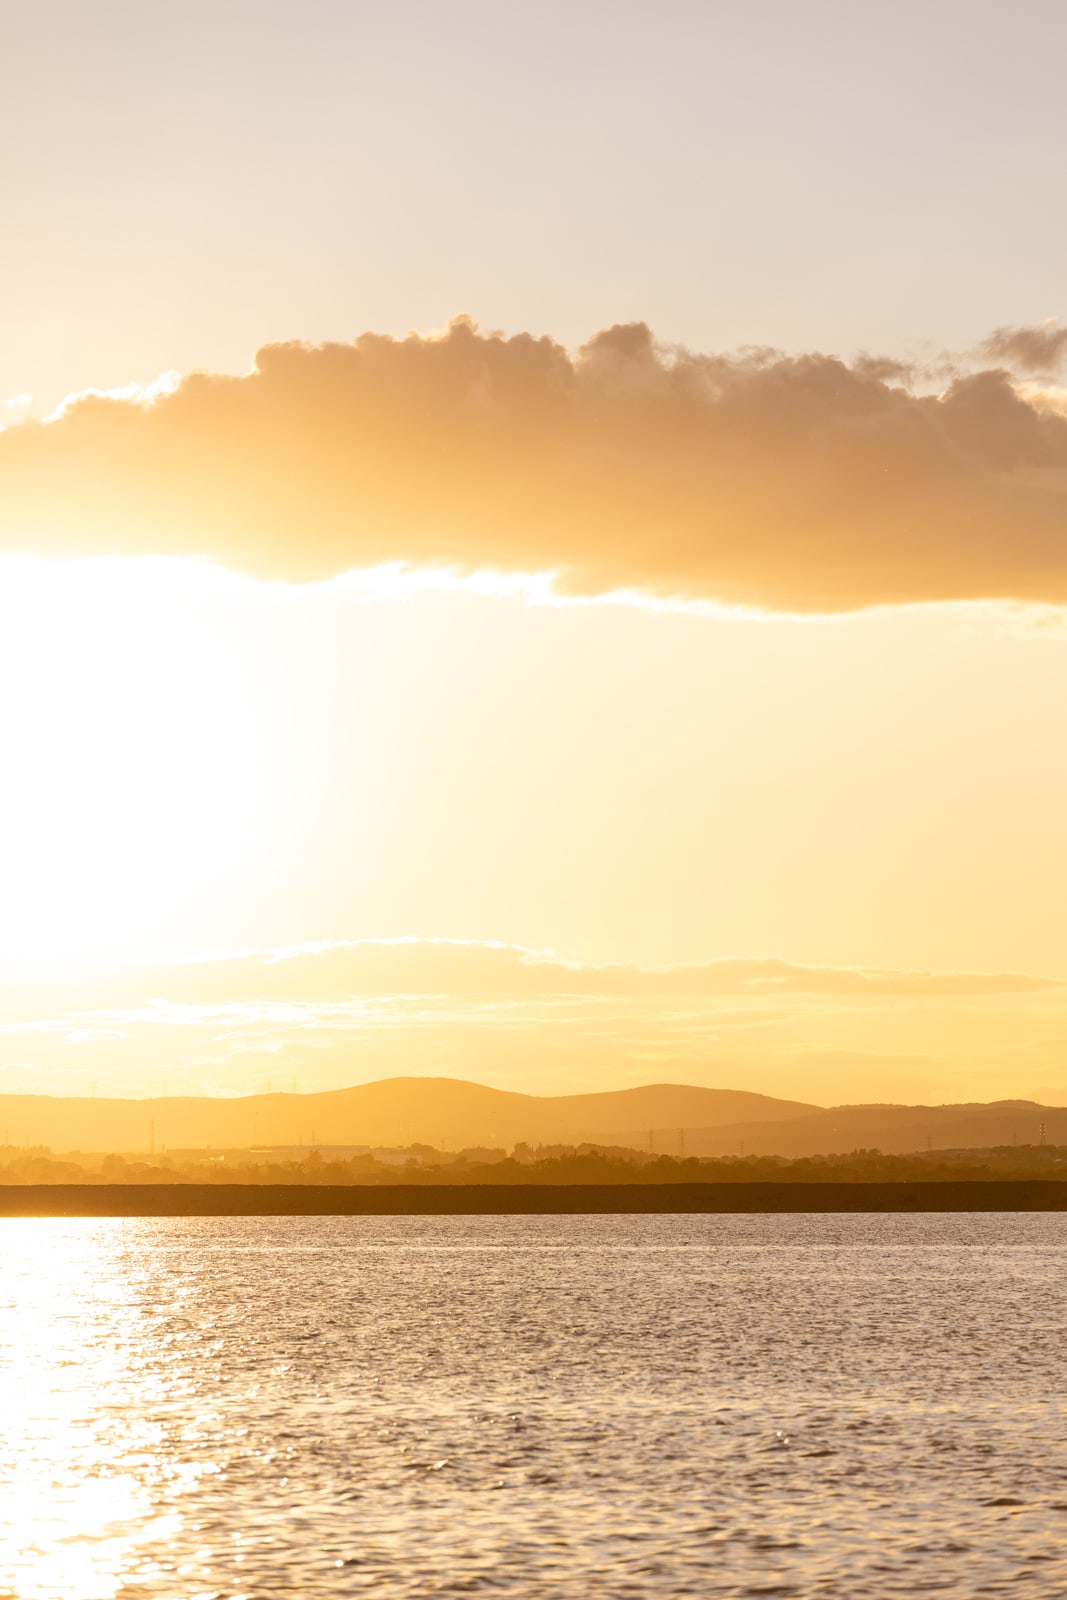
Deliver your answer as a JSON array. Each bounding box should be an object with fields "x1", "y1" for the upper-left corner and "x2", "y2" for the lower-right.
[
  {"x1": 4, "y1": 938, "x2": 1067, "y2": 1110},
  {"x1": 2, "y1": 0, "x2": 1066, "y2": 1108}
]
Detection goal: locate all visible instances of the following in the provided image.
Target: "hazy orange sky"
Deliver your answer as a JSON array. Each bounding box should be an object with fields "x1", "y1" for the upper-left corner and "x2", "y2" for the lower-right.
[{"x1": 1, "y1": 2, "x2": 1066, "y2": 1105}]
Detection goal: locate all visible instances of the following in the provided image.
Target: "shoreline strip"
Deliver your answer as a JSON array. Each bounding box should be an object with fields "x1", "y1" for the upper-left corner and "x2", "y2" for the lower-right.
[{"x1": 2, "y1": 1181, "x2": 1067, "y2": 1216}]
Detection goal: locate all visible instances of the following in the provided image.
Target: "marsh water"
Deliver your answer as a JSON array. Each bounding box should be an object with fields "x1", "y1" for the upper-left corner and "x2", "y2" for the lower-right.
[{"x1": 2, "y1": 1214, "x2": 1066, "y2": 1598}]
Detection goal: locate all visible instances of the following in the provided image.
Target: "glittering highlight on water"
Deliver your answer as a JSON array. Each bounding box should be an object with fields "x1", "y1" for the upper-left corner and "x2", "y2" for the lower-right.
[{"x1": 2, "y1": 1213, "x2": 1066, "y2": 1597}]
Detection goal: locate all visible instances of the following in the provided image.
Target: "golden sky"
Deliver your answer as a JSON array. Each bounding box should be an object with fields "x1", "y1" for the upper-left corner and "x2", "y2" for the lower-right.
[{"x1": 1, "y1": 2, "x2": 1066, "y2": 1106}]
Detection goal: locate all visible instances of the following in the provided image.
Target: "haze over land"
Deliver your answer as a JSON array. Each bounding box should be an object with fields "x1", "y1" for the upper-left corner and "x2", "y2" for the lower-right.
[{"x1": 2, "y1": 1076, "x2": 1063, "y2": 1162}]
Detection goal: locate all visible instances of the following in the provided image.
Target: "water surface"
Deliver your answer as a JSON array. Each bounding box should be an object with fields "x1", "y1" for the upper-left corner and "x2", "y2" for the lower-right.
[{"x1": 2, "y1": 1213, "x2": 1066, "y2": 1597}]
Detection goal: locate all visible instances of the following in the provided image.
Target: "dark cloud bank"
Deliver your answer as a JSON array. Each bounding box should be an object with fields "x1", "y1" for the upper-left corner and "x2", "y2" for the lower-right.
[{"x1": 2, "y1": 318, "x2": 1066, "y2": 611}]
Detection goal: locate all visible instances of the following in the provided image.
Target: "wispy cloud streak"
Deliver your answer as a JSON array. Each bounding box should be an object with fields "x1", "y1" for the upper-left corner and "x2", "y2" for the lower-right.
[{"x1": 0, "y1": 939, "x2": 1058, "y2": 1024}]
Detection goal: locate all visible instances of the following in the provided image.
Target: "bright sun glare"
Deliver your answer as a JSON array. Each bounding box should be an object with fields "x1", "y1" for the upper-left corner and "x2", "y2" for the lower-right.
[{"x1": 0, "y1": 558, "x2": 280, "y2": 969}]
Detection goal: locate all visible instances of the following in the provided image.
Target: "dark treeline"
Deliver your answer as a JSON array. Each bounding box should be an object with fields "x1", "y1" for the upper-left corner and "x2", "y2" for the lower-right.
[{"x1": 2, "y1": 1141, "x2": 1067, "y2": 1186}]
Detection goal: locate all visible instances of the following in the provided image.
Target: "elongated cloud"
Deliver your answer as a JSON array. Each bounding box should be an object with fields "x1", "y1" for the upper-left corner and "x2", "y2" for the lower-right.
[
  {"x1": 3, "y1": 318, "x2": 1067, "y2": 610},
  {"x1": 145, "y1": 944, "x2": 1064, "y2": 1001},
  {"x1": 1, "y1": 941, "x2": 1057, "y2": 1022}
]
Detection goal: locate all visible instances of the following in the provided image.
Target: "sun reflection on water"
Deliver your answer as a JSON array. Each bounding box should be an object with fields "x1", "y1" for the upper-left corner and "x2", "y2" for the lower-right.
[{"x1": 0, "y1": 1222, "x2": 186, "y2": 1600}]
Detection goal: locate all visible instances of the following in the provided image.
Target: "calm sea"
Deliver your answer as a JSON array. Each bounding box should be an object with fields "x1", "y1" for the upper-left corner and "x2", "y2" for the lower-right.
[{"x1": 2, "y1": 1214, "x2": 1066, "y2": 1598}]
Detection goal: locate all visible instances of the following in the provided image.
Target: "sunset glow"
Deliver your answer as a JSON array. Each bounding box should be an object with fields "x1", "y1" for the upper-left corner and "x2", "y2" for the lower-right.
[
  {"x1": 0, "y1": 546, "x2": 1066, "y2": 1102},
  {"x1": 5, "y1": 6, "x2": 1067, "y2": 1598},
  {"x1": 0, "y1": 560, "x2": 289, "y2": 965}
]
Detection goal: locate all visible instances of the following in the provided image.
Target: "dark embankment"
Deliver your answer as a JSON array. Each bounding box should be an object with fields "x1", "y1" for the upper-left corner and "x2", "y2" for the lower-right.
[{"x1": 4, "y1": 1181, "x2": 1067, "y2": 1216}]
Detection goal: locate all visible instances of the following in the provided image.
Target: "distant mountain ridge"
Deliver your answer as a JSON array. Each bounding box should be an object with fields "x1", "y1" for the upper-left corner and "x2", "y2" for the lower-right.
[
  {"x1": 0, "y1": 1079, "x2": 817, "y2": 1154},
  {"x1": 673, "y1": 1100, "x2": 1066, "y2": 1159},
  {"x1": 0, "y1": 1077, "x2": 1063, "y2": 1157}
]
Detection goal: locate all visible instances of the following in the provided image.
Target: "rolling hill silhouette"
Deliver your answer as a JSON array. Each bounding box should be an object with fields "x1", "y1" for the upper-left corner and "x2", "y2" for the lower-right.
[
  {"x1": 1, "y1": 1078, "x2": 812, "y2": 1153},
  {"x1": 0, "y1": 1077, "x2": 1063, "y2": 1157}
]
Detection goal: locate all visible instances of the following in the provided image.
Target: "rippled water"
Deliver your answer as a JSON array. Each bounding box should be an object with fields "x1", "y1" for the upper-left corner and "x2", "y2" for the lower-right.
[{"x1": 2, "y1": 1215, "x2": 1067, "y2": 1597}]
